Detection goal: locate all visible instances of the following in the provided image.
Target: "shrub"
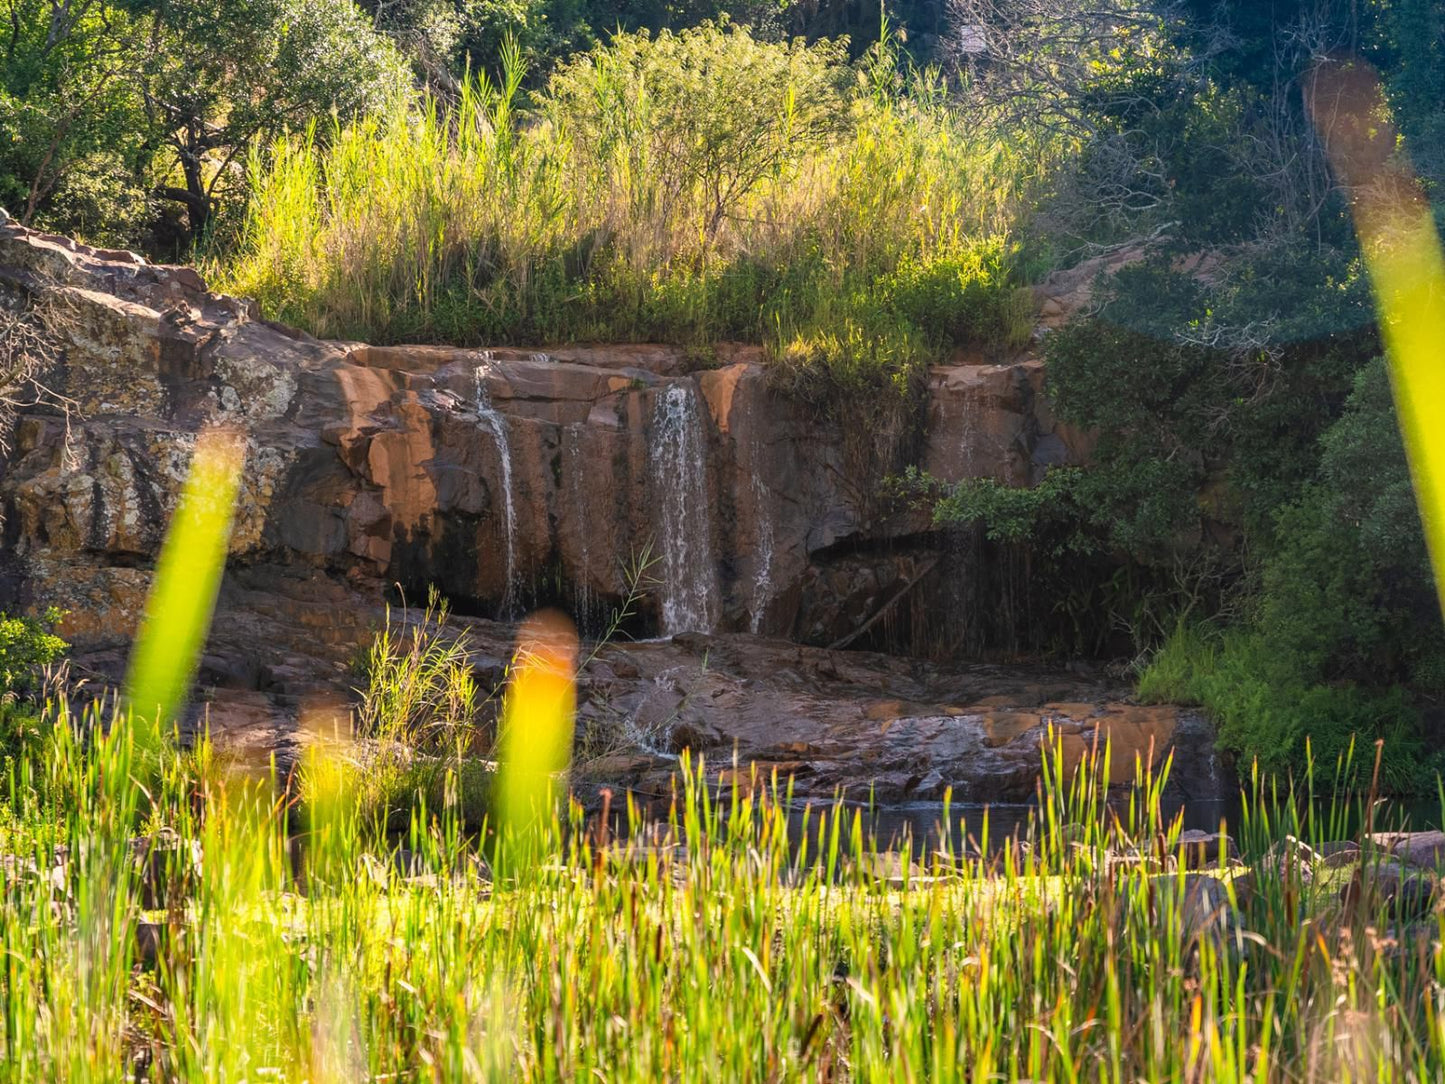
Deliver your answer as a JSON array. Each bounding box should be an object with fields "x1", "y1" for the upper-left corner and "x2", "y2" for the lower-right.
[
  {"x1": 0, "y1": 607, "x2": 67, "y2": 698},
  {"x1": 1138, "y1": 622, "x2": 1430, "y2": 793},
  {"x1": 218, "y1": 24, "x2": 1047, "y2": 389}
]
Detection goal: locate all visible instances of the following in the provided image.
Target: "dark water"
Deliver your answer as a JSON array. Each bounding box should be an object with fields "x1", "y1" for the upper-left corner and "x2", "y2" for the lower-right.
[
  {"x1": 777, "y1": 798, "x2": 1234, "y2": 856},
  {"x1": 810, "y1": 793, "x2": 1445, "y2": 854},
  {"x1": 598, "y1": 793, "x2": 1444, "y2": 858}
]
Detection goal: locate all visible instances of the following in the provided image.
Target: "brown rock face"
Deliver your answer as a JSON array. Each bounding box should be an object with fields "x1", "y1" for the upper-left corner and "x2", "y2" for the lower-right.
[
  {"x1": 0, "y1": 220, "x2": 1087, "y2": 647},
  {"x1": 0, "y1": 221, "x2": 1225, "y2": 804}
]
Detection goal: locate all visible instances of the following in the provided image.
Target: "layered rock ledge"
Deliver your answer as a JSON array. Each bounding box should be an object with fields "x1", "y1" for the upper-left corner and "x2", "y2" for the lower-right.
[{"x1": 0, "y1": 220, "x2": 1220, "y2": 805}]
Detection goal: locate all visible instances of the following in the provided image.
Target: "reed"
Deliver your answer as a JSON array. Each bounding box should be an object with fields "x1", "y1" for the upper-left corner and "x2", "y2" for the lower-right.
[
  {"x1": 217, "y1": 25, "x2": 1047, "y2": 388},
  {"x1": 1, "y1": 690, "x2": 1443, "y2": 1081}
]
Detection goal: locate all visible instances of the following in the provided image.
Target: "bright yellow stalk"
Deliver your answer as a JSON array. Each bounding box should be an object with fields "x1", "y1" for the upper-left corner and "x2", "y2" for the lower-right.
[
  {"x1": 124, "y1": 426, "x2": 246, "y2": 743},
  {"x1": 1310, "y1": 60, "x2": 1445, "y2": 617},
  {"x1": 496, "y1": 610, "x2": 578, "y2": 874}
]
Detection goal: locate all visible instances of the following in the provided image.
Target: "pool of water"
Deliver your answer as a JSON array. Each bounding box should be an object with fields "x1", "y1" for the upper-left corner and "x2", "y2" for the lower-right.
[{"x1": 595, "y1": 792, "x2": 1445, "y2": 858}]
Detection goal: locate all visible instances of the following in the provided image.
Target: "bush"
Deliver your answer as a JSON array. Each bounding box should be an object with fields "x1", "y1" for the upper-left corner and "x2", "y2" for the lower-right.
[
  {"x1": 0, "y1": 608, "x2": 67, "y2": 698},
  {"x1": 1138, "y1": 623, "x2": 1430, "y2": 793},
  {"x1": 218, "y1": 24, "x2": 1048, "y2": 390},
  {"x1": 0, "y1": 608, "x2": 67, "y2": 762},
  {"x1": 1257, "y1": 358, "x2": 1445, "y2": 689}
]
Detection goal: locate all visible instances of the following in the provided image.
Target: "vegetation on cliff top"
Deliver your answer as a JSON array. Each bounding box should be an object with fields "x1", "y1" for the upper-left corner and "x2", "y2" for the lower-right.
[{"x1": 217, "y1": 24, "x2": 1039, "y2": 393}]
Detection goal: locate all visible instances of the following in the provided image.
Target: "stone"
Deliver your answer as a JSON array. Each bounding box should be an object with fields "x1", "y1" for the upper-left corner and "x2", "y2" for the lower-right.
[
  {"x1": 1256, "y1": 836, "x2": 1318, "y2": 884},
  {"x1": 1174, "y1": 830, "x2": 1238, "y2": 870},
  {"x1": 130, "y1": 830, "x2": 203, "y2": 911},
  {"x1": 1149, "y1": 872, "x2": 1245, "y2": 944},
  {"x1": 1319, "y1": 841, "x2": 1361, "y2": 868},
  {"x1": 1340, "y1": 860, "x2": 1441, "y2": 919},
  {"x1": 1371, "y1": 831, "x2": 1445, "y2": 870}
]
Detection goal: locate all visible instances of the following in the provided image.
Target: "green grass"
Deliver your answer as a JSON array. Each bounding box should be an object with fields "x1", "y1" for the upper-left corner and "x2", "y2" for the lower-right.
[
  {"x1": 2, "y1": 693, "x2": 1445, "y2": 1081},
  {"x1": 215, "y1": 25, "x2": 1046, "y2": 392}
]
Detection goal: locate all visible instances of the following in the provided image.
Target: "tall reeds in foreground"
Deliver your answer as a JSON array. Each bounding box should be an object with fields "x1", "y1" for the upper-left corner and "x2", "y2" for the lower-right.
[{"x1": 4, "y1": 698, "x2": 1445, "y2": 1081}]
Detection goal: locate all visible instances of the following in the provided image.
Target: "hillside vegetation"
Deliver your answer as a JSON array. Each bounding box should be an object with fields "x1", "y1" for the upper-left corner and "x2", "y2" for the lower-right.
[{"x1": 219, "y1": 26, "x2": 1040, "y2": 392}]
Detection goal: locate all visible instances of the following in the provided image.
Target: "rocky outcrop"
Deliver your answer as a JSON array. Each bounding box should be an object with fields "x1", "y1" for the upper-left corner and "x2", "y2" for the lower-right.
[
  {"x1": 0, "y1": 220, "x2": 1226, "y2": 806},
  {"x1": 0, "y1": 220, "x2": 1085, "y2": 648}
]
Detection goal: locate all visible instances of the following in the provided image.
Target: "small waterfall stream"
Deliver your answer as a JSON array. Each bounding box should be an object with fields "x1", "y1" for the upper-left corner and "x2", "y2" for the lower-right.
[
  {"x1": 565, "y1": 425, "x2": 594, "y2": 621},
  {"x1": 473, "y1": 356, "x2": 519, "y2": 614},
  {"x1": 749, "y1": 470, "x2": 774, "y2": 634},
  {"x1": 650, "y1": 381, "x2": 718, "y2": 634}
]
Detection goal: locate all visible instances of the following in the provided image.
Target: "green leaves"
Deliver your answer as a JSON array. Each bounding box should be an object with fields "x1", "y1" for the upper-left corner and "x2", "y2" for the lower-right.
[{"x1": 0, "y1": 606, "x2": 67, "y2": 696}]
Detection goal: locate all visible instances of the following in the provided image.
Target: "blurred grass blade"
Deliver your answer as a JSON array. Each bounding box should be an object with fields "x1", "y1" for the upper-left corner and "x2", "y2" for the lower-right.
[
  {"x1": 124, "y1": 426, "x2": 246, "y2": 740},
  {"x1": 497, "y1": 610, "x2": 578, "y2": 875},
  {"x1": 1308, "y1": 60, "x2": 1445, "y2": 616}
]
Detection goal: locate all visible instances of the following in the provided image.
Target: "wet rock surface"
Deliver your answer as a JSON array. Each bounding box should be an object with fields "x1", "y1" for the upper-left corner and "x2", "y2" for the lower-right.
[
  {"x1": 0, "y1": 222, "x2": 1222, "y2": 806},
  {"x1": 0, "y1": 220, "x2": 1084, "y2": 653}
]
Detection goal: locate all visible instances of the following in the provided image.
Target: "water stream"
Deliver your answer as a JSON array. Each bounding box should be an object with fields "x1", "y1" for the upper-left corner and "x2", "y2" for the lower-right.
[
  {"x1": 565, "y1": 424, "x2": 594, "y2": 622},
  {"x1": 749, "y1": 469, "x2": 774, "y2": 634},
  {"x1": 650, "y1": 382, "x2": 718, "y2": 634},
  {"x1": 473, "y1": 355, "x2": 519, "y2": 615}
]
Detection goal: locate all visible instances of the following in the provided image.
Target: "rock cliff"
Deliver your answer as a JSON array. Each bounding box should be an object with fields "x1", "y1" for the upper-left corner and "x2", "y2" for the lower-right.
[
  {"x1": 0, "y1": 219, "x2": 1222, "y2": 806},
  {"x1": 0, "y1": 220, "x2": 1082, "y2": 645}
]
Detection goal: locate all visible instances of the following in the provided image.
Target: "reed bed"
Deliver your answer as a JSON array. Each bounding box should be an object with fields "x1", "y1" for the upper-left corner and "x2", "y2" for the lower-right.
[
  {"x1": 1, "y1": 696, "x2": 1442, "y2": 1082},
  {"x1": 217, "y1": 26, "x2": 1045, "y2": 388}
]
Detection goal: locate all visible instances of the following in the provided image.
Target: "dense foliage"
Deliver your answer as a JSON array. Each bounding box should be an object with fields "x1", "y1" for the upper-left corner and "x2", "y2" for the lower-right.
[
  {"x1": 218, "y1": 24, "x2": 1039, "y2": 389},
  {"x1": 927, "y1": 1, "x2": 1445, "y2": 789}
]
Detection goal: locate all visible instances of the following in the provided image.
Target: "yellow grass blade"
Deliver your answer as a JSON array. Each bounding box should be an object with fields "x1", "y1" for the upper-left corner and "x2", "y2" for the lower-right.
[
  {"x1": 496, "y1": 610, "x2": 578, "y2": 874},
  {"x1": 124, "y1": 426, "x2": 246, "y2": 742},
  {"x1": 1310, "y1": 60, "x2": 1445, "y2": 617}
]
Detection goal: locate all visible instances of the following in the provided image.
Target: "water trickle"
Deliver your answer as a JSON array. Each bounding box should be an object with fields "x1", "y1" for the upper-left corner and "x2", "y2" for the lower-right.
[
  {"x1": 622, "y1": 669, "x2": 687, "y2": 759},
  {"x1": 473, "y1": 356, "x2": 519, "y2": 615},
  {"x1": 565, "y1": 425, "x2": 594, "y2": 621},
  {"x1": 650, "y1": 381, "x2": 718, "y2": 634},
  {"x1": 749, "y1": 470, "x2": 774, "y2": 635},
  {"x1": 958, "y1": 392, "x2": 978, "y2": 479}
]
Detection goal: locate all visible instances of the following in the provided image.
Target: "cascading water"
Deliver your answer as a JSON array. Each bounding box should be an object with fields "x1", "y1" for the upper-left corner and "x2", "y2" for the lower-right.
[
  {"x1": 749, "y1": 470, "x2": 774, "y2": 634},
  {"x1": 472, "y1": 354, "x2": 519, "y2": 615},
  {"x1": 650, "y1": 381, "x2": 718, "y2": 634},
  {"x1": 565, "y1": 425, "x2": 594, "y2": 621},
  {"x1": 958, "y1": 394, "x2": 978, "y2": 478}
]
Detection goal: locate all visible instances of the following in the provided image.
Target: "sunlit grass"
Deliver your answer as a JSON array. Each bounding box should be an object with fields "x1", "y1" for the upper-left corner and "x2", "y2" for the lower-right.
[
  {"x1": 5, "y1": 699, "x2": 1445, "y2": 1081},
  {"x1": 215, "y1": 29, "x2": 1047, "y2": 391}
]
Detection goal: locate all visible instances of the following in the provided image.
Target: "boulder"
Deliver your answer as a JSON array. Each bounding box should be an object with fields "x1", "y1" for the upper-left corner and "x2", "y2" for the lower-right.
[
  {"x1": 1256, "y1": 836, "x2": 1318, "y2": 885},
  {"x1": 1174, "y1": 830, "x2": 1238, "y2": 870},
  {"x1": 1370, "y1": 831, "x2": 1445, "y2": 870}
]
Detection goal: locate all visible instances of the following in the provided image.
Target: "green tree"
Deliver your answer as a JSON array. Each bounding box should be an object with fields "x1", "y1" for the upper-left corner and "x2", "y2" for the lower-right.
[
  {"x1": 1261, "y1": 357, "x2": 1445, "y2": 687},
  {"x1": 133, "y1": 0, "x2": 408, "y2": 239},
  {"x1": 0, "y1": 0, "x2": 151, "y2": 241},
  {"x1": 546, "y1": 22, "x2": 848, "y2": 243}
]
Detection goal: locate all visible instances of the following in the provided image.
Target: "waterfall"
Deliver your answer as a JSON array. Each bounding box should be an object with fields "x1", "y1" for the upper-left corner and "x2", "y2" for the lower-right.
[
  {"x1": 565, "y1": 425, "x2": 593, "y2": 621},
  {"x1": 958, "y1": 393, "x2": 978, "y2": 478},
  {"x1": 473, "y1": 356, "x2": 518, "y2": 615},
  {"x1": 749, "y1": 470, "x2": 774, "y2": 634},
  {"x1": 650, "y1": 381, "x2": 718, "y2": 634}
]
